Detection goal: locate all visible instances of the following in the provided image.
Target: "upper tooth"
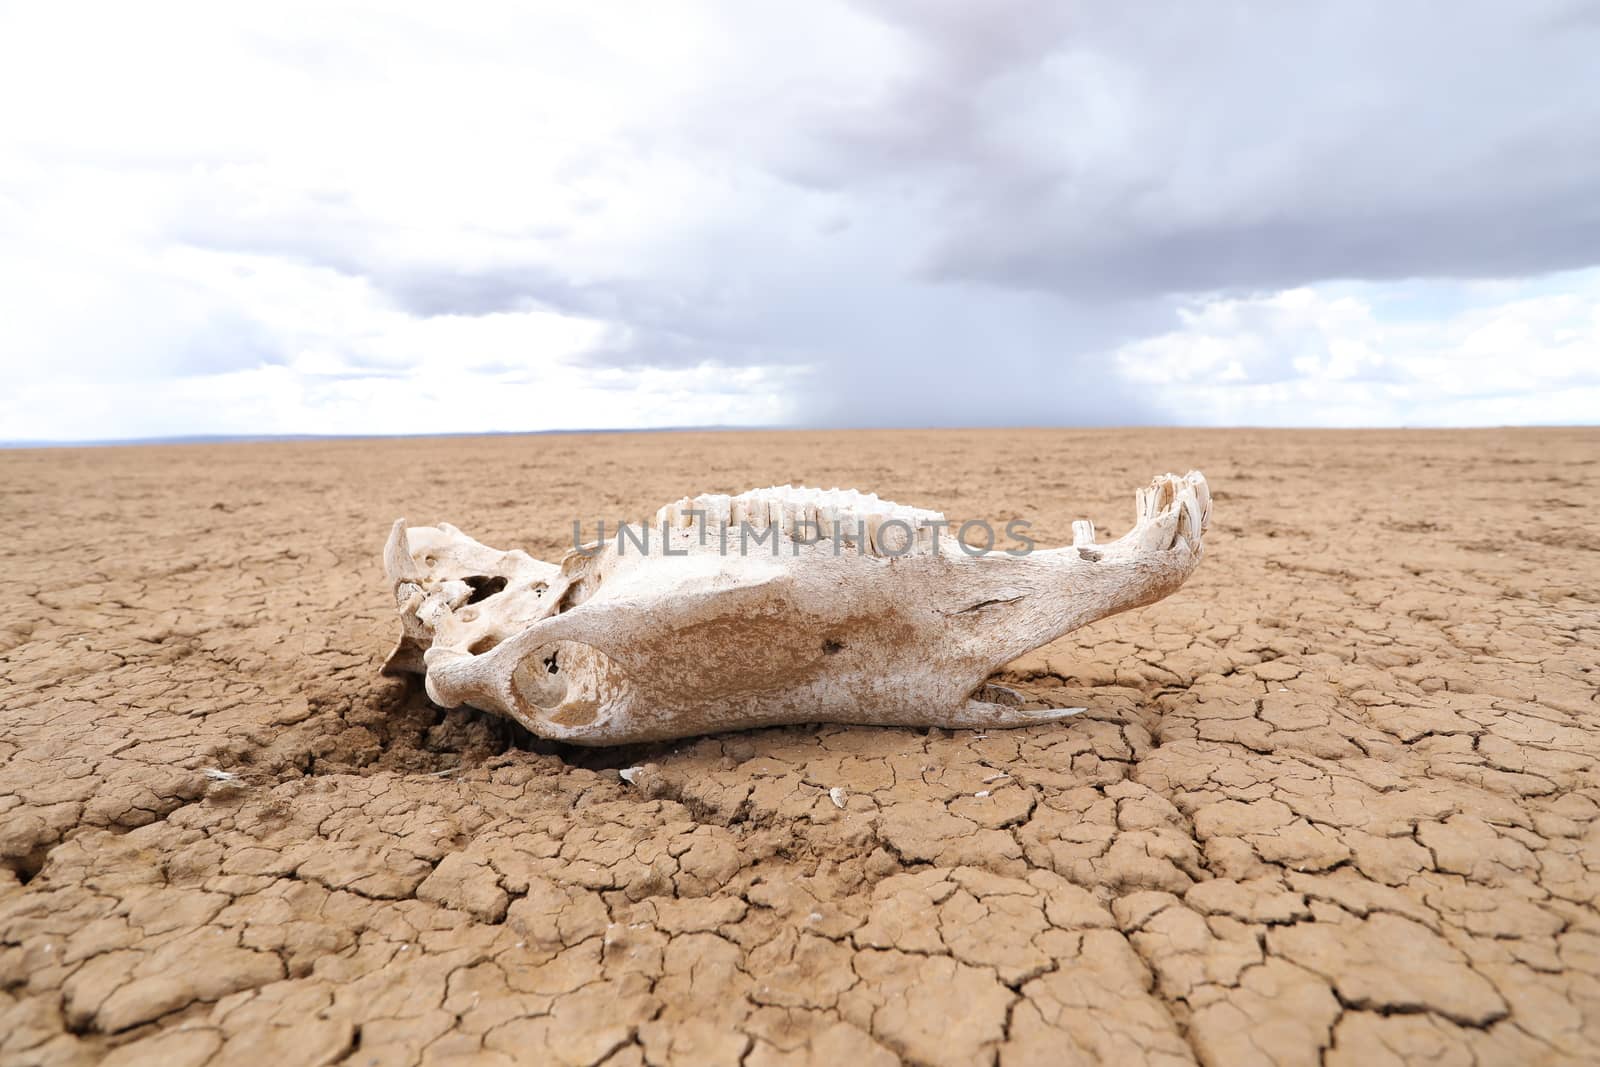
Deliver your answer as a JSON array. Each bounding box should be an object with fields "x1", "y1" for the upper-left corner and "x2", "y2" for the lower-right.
[
  {"x1": 863, "y1": 510, "x2": 888, "y2": 553},
  {"x1": 1188, "y1": 475, "x2": 1211, "y2": 530},
  {"x1": 1135, "y1": 486, "x2": 1155, "y2": 522},
  {"x1": 799, "y1": 500, "x2": 819, "y2": 539},
  {"x1": 1178, "y1": 490, "x2": 1202, "y2": 544},
  {"x1": 701, "y1": 494, "x2": 731, "y2": 527}
]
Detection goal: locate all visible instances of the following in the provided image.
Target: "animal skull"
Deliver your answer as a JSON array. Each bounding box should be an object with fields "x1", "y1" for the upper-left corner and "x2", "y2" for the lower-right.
[{"x1": 382, "y1": 471, "x2": 1211, "y2": 745}]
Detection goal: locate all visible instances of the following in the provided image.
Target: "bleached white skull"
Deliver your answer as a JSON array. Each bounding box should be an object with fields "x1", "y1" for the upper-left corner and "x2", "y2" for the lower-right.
[{"x1": 382, "y1": 471, "x2": 1211, "y2": 745}]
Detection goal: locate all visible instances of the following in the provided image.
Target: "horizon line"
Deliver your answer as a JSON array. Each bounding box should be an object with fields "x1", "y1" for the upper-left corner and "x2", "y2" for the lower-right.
[{"x1": 5, "y1": 423, "x2": 1596, "y2": 451}]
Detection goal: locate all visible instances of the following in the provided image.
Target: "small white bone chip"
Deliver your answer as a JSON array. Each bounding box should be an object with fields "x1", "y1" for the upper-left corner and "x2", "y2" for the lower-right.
[
  {"x1": 381, "y1": 472, "x2": 1211, "y2": 745},
  {"x1": 618, "y1": 766, "x2": 644, "y2": 785},
  {"x1": 829, "y1": 787, "x2": 848, "y2": 809}
]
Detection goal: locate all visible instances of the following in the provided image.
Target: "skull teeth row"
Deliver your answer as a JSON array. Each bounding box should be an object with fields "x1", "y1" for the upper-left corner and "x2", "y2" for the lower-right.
[
  {"x1": 655, "y1": 485, "x2": 950, "y2": 556},
  {"x1": 1132, "y1": 472, "x2": 1211, "y2": 553},
  {"x1": 647, "y1": 472, "x2": 1211, "y2": 559}
]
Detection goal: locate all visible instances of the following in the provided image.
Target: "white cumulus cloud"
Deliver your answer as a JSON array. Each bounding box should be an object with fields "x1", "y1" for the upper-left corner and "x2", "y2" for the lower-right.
[{"x1": 1114, "y1": 272, "x2": 1600, "y2": 426}]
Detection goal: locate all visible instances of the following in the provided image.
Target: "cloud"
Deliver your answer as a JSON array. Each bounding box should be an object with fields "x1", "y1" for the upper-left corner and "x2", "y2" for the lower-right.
[
  {"x1": 1113, "y1": 270, "x2": 1600, "y2": 426},
  {"x1": 803, "y1": 2, "x2": 1600, "y2": 298},
  {"x1": 1, "y1": 1, "x2": 1597, "y2": 441}
]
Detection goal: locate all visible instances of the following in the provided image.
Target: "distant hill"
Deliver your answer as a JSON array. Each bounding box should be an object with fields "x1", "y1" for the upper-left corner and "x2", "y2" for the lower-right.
[{"x1": 0, "y1": 426, "x2": 757, "y2": 449}]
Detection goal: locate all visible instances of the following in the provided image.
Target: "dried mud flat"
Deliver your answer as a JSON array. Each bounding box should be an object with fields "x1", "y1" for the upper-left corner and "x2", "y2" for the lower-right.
[{"x1": 2, "y1": 427, "x2": 1597, "y2": 1067}]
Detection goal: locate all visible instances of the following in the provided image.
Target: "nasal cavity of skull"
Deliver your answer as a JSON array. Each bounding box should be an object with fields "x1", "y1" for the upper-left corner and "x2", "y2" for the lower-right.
[{"x1": 464, "y1": 575, "x2": 508, "y2": 603}]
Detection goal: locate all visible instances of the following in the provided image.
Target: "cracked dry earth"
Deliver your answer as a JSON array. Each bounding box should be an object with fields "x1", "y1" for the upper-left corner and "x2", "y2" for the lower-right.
[{"x1": 2, "y1": 428, "x2": 1597, "y2": 1067}]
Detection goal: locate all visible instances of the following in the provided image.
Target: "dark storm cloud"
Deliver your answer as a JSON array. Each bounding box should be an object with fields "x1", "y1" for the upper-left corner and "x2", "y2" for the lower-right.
[
  {"x1": 806, "y1": 0, "x2": 1600, "y2": 298},
  {"x1": 941, "y1": 190, "x2": 1600, "y2": 301}
]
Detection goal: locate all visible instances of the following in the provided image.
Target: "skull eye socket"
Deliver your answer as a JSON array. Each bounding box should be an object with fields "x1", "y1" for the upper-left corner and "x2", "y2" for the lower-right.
[
  {"x1": 464, "y1": 575, "x2": 508, "y2": 603},
  {"x1": 507, "y1": 640, "x2": 613, "y2": 730},
  {"x1": 510, "y1": 641, "x2": 580, "y2": 710}
]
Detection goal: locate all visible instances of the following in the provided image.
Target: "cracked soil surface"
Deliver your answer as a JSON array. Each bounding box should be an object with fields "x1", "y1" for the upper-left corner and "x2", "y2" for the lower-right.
[{"x1": 2, "y1": 427, "x2": 1597, "y2": 1066}]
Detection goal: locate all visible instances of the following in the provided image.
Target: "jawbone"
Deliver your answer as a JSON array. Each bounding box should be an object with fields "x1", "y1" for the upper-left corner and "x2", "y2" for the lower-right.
[{"x1": 380, "y1": 472, "x2": 1212, "y2": 745}]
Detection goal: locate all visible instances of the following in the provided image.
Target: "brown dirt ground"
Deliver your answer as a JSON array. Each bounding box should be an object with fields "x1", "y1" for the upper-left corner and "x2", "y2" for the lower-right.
[{"x1": 2, "y1": 427, "x2": 1598, "y2": 1066}]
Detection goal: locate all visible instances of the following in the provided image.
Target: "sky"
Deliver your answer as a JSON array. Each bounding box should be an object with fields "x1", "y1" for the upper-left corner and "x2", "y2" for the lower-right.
[{"x1": 2, "y1": 1, "x2": 1598, "y2": 442}]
